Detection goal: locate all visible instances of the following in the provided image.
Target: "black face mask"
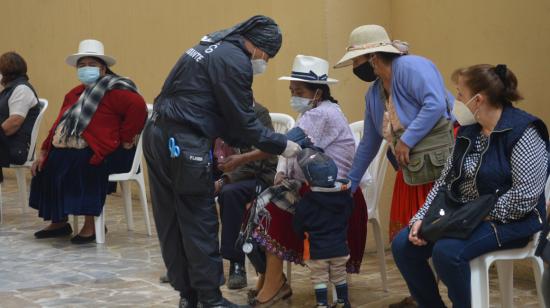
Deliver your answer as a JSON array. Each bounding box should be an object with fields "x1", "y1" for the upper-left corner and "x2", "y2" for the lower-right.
[{"x1": 353, "y1": 61, "x2": 377, "y2": 82}]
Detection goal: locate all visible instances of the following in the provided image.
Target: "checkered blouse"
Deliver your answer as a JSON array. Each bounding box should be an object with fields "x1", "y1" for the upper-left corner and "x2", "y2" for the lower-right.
[{"x1": 411, "y1": 125, "x2": 548, "y2": 225}]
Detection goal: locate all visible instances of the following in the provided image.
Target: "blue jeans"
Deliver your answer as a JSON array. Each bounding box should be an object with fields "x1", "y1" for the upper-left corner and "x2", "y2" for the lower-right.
[{"x1": 391, "y1": 222, "x2": 530, "y2": 308}]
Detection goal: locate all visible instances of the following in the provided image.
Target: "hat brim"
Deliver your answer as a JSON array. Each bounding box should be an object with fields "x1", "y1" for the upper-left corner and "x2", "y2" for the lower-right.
[
  {"x1": 66, "y1": 53, "x2": 116, "y2": 67},
  {"x1": 333, "y1": 45, "x2": 401, "y2": 69},
  {"x1": 278, "y1": 76, "x2": 338, "y2": 84}
]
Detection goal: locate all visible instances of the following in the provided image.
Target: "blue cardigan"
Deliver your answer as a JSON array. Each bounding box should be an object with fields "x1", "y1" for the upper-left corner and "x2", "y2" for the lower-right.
[{"x1": 349, "y1": 55, "x2": 454, "y2": 191}]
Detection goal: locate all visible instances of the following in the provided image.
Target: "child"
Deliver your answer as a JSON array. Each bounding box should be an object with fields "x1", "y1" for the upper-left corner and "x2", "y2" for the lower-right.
[{"x1": 293, "y1": 148, "x2": 354, "y2": 308}]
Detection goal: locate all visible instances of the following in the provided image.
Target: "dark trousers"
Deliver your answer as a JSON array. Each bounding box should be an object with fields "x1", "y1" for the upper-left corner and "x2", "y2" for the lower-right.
[
  {"x1": 543, "y1": 266, "x2": 550, "y2": 307},
  {"x1": 218, "y1": 179, "x2": 259, "y2": 264},
  {"x1": 143, "y1": 119, "x2": 223, "y2": 300},
  {"x1": 391, "y1": 222, "x2": 530, "y2": 308},
  {"x1": 0, "y1": 129, "x2": 9, "y2": 182}
]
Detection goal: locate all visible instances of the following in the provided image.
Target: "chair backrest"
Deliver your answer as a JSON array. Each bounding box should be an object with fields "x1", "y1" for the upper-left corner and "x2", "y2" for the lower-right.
[
  {"x1": 116, "y1": 104, "x2": 153, "y2": 177},
  {"x1": 349, "y1": 120, "x2": 364, "y2": 147},
  {"x1": 26, "y1": 99, "x2": 49, "y2": 163},
  {"x1": 349, "y1": 120, "x2": 390, "y2": 218},
  {"x1": 269, "y1": 113, "x2": 295, "y2": 134}
]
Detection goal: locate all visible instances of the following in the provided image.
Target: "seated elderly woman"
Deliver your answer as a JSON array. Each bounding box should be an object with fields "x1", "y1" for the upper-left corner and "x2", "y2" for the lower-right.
[
  {"x1": 29, "y1": 39, "x2": 147, "y2": 244},
  {"x1": 226, "y1": 55, "x2": 368, "y2": 307},
  {"x1": 391, "y1": 64, "x2": 549, "y2": 308},
  {"x1": 0, "y1": 52, "x2": 40, "y2": 183}
]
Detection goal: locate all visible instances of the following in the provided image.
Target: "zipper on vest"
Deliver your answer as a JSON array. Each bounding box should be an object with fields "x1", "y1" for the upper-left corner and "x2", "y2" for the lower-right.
[
  {"x1": 450, "y1": 136, "x2": 471, "y2": 187},
  {"x1": 533, "y1": 208, "x2": 543, "y2": 224},
  {"x1": 489, "y1": 222, "x2": 502, "y2": 247}
]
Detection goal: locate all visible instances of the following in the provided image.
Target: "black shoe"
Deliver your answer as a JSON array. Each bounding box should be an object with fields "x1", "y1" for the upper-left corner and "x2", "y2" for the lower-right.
[
  {"x1": 34, "y1": 224, "x2": 73, "y2": 239},
  {"x1": 70, "y1": 233, "x2": 96, "y2": 244},
  {"x1": 198, "y1": 289, "x2": 250, "y2": 308},
  {"x1": 388, "y1": 296, "x2": 417, "y2": 308},
  {"x1": 227, "y1": 262, "x2": 247, "y2": 290},
  {"x1": 180, "y1": 297, "x2": 198, "y2": 308},
  {"x1": 197, "y1": 298, "x2": 249, "y2": 308}
]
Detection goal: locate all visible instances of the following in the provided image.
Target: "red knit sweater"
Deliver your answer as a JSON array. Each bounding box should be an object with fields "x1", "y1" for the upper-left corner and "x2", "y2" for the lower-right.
[{"x1": 41, "y1": 84, "x2": 147, "y2": 165}]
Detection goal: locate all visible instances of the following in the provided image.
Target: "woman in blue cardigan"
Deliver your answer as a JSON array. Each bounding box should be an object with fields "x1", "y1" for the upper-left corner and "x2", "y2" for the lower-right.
[
  {"x1": 334, "y1": 24, "x2": 454, "y2": 307},
  {"x1": 334, "y1": 25, "x2": 453, "y2": 249}
]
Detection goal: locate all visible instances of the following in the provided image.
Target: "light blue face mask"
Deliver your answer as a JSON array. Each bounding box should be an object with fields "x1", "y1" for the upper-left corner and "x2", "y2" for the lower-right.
[
  {"x1": 289, "y1": 89, "x2": 319, "y2": 114},
  {"x1": 77, "y1": 66, "x2": 101, "y2": 85},
  {"x1": 290, "y1": 96, "x2": 313, "y2": 114}
]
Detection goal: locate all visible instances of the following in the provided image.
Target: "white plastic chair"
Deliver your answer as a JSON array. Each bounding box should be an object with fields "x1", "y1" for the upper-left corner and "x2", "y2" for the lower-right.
[
  {"x1": 4, "y1": 99, "x2": 49, "y2": 214},
  {"x1": 269, "y1": 113, "x2": 295, "y2": 134},
  {"x1": 350, "y1": 120, "x2": 389, "y2": 292},
  {"x1": 269, "y1": 112, "x2": 295, "y2": 285},
  {"x1": 469, "y1": 175, "x2": 550, "y2": 308},
  {"x1": 73, "y1": 104, "x2": 153, "y2": 244}
]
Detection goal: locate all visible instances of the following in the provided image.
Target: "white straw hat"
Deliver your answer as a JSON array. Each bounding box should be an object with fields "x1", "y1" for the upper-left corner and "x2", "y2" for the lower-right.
[
  {"x1": 66, "y1": 39, "x2": 116, "y2": 67},
  {"x1": 334, "y1": 25, "x2": 402, "y2": 69},
  {"x1": 279, "y1": 55, "x2": 338, "y2": 84}
]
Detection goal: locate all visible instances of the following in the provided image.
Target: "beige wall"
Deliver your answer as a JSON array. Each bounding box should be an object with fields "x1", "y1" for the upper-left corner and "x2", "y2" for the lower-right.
[{"x1": 2, "y1": 0, "x2": 548, "y2": 248}]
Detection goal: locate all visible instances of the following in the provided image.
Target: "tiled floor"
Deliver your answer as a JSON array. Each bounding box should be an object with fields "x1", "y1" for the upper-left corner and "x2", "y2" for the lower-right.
[{"x1": 0, "y1": 172, "x2": 544, "y2": 307}]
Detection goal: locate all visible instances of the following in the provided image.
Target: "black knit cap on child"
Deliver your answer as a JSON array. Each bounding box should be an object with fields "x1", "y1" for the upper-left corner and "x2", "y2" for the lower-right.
[{"x1": 297, "y1": 148, "x2": 338, "y2": 188}]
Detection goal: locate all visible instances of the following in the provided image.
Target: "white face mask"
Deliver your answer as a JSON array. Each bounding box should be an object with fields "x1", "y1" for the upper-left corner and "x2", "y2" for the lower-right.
[
  {"x1": 290, "y1": 96, "x2": 313, "y2": 114},
  {"x1": 250, "y1": 48, "x2": 268, "y2": 75},
  {"x1": 453, "y1": 95, "x2": 479, "y2": 126},
  {"x1": 251, "y1": 59, "x2": 267, "y2": 75}
]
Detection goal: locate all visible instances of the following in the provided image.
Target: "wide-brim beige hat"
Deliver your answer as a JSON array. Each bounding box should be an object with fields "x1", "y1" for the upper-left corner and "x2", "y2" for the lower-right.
[
  {"x1": 66, "y1": 39, "x2": 116, "y2": 67},
  {"x1": 334, "y1": 25, "x2": 402, "y2": 69},
  {"x1": 279, "y1": 55, "x2": 338, "y2": 84}
]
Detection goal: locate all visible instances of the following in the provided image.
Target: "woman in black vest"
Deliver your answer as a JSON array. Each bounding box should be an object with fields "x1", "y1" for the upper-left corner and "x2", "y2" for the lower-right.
[
  {"x1": 0, "y1": 52, "x2": 40, "y2": 183},
  {"x1": 391, "y1": 64, "x2": 549, "y2": 308}
]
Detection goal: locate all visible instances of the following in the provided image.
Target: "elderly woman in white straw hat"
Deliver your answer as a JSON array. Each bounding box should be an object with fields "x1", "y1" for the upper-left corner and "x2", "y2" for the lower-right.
[
  {"x1": 333, "y1": 24, "x2": 455, "y2": 308},
  {"x1": 228, "y1": 55, "x2": 368, "y2": 307},
  {"x1": 29, "y1": 39, "x2": 147, "y2": 244}
]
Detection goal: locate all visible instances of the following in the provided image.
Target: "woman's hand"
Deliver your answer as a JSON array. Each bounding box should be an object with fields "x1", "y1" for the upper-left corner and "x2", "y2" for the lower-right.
[
  {"x1": 395, "y1": 139, "x2": 410, "y2": 166},
  {"x1": 122, "y1": 142, "x2": 135, "y2": 149},
  {"x1": 31, "y1": 151, "x2": 47, "y2": 176},
  {"x1": 274, "y1": 172, "x2": 286, "y2": 185},
  {"x1": 409, "y1": 220, "x2": 428, "y2": 246},
  {"x1": 218, "y1": 154, "x2": 246, "y2": 173},
  {"x1": 214, "y1": 177, "x2": 226, "y2": 195}
]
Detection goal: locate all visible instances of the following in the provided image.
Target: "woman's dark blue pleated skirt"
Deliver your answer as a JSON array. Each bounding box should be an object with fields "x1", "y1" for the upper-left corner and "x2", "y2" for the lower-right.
[{"x1": 29, "y1": 147, "x2": 108, "y2": 222}]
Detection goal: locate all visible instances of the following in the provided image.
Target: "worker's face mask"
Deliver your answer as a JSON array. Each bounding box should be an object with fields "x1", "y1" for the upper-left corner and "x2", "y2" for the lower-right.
[
  {"x1": 251, "y1": 59, "x2": 267, "y2": 75},
  {"x1": 251, "y1": 48, "x2": 267, "y2": 75},
  {"x1": 78, "y1": 66, "x2": 101, "y2": 85}
]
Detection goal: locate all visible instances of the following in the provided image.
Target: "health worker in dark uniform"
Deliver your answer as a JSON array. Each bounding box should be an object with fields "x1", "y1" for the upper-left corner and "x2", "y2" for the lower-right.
[{"x1": 143, "y1": 16, "x2": 301, "y2": 308}]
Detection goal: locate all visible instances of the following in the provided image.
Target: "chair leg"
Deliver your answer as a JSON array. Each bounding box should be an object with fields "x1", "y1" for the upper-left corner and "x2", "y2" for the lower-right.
[
  {"x1": 496, "y1": 260, "x2": 514, "y2": 308},
  {"x1": 136, "y1": 176, "x2": 152, "y2": 236},
  {"x1": 94, "y1": 210, "x2": 105, "y2": 244},
  {"x1": 0, "y1": 183, "x2": 3, "y2": 224},
  {"x1": 286, "y1": 262, "x2": 292, "y2": 288},
  {"x1": 371, "y1": 218, "x2": 388, "y2": 292},
  {"x1": 15, "y1": 169, "x2": 27, "y2": 213},
  {"x1": 120, "y1": 181, "x2": 134, "y2": 231},
  {"x1": 72, "y1": 216, "x2": 79, "y2": 235},
  {"x1": 531, "y1": 257, "x2": 546, "y2": 308},
  {"x1": 470, "y1": 258, "x2": 490, "y2": 308}
]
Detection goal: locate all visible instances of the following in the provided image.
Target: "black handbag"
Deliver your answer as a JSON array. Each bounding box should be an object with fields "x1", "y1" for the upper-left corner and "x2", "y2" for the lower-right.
[{"x1": 419, "y1": 186, "x2": 499, "y2": 242}]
